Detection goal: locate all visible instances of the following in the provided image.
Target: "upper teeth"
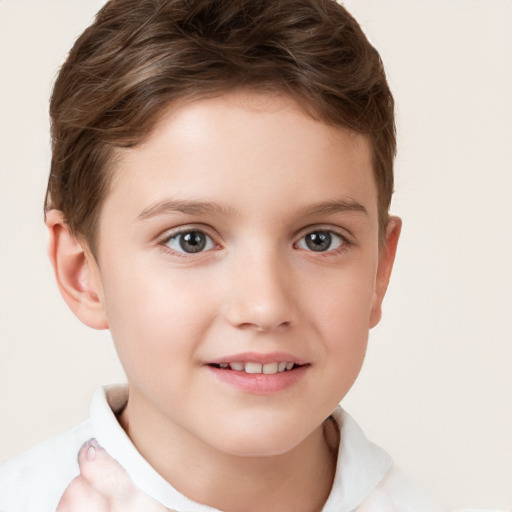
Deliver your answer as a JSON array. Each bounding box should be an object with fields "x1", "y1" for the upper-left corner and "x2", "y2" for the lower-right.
[{"x1": 217, "y1": 362, "x2": 295, "y2": 374}]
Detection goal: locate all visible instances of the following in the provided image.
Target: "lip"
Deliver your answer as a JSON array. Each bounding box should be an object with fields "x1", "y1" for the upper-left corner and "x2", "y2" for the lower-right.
[
  {"x1": 204, "y1": 352, "x2": 310, "y2": 395},
  {"x1": 205, "y1": 352, "x2": 309, "y2": 366}
]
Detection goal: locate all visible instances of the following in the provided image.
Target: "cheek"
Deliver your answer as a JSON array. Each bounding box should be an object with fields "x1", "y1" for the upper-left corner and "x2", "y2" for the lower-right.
[
  {"x1": 311, "y1": 264, "x2": 376, "y2": 386},
  {"x1": 101, "y1": 268, "x2": 214, "y2": 379},
  {"x1": 321, "y1": 295, "x2": 369, "y2": 372},
  {"x1": 314, "y1": 261, "x2": 377, "y2": 334}
]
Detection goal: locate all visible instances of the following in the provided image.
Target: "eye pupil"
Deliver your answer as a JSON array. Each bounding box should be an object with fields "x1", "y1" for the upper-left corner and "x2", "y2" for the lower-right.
[
  {"x1": 180, "y1": 231, "x2": 206, "y2": 253},
  {"x1": 305, "y1": 231, "x2": 332, "y2": 252}
]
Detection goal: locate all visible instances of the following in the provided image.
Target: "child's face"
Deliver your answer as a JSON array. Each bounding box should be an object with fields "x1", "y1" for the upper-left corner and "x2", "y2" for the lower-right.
[{"x1": 88, "y1": 91, "x2": 397, "y2": 456}]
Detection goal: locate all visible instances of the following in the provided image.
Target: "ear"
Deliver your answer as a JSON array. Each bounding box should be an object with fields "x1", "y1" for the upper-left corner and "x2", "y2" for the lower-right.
[
  {"x1": 46, "y1": 210, "x2": 108, "y2": 330},
  {"x1": 369, "y1": 216, "x2": 402, "y2": 328}
]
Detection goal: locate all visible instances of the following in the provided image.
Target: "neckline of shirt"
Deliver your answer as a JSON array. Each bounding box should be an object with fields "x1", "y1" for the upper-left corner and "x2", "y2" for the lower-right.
[{"x1": 89, "y1": 384, "x2": 392, "y2": 512}]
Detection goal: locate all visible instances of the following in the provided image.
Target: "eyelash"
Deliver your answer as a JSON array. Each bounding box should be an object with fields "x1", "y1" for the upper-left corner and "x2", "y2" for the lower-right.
[
  {"x1": 158, "y1": 227, "x2": 352, "y2": 257},
  {"x1": 294, "y1": 229, "x2": 350, "y2": 255},
  {"x1": 160, "y1": 228, "x2": 218, "y2": 257}
]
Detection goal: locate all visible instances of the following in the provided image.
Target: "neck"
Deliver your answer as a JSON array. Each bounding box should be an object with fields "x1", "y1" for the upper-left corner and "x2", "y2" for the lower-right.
[{"x1": 119, "y1": 394, "x2": 338, "y2": 512}]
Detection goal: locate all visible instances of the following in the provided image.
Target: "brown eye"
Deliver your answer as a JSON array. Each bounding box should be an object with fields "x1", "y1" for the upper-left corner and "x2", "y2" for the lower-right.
[
  {"x1": 297, "y1": 230, "x2": 344, "y2": 252},
  {"x1": 165, "y1": 230, "x2": 214, "y2": 253}
]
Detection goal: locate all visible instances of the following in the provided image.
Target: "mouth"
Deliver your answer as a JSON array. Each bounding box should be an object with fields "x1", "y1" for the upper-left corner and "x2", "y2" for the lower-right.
[
  {"x1": 205, "y1": 355, "x2": 309, "y2": 393},
  {"x1": 208, "y1": 361, "x2": 303, "y2": 374}
]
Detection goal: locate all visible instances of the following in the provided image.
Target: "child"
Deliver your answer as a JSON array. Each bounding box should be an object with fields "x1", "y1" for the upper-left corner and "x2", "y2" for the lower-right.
[{"x1": 0, "y1": 0, "x2": 429, "y2": 510}]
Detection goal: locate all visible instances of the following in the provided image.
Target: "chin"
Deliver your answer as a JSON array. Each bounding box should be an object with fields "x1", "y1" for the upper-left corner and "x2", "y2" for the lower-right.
[{"x1": 207, "y1": 420, "x2": 311, "y2": 458}]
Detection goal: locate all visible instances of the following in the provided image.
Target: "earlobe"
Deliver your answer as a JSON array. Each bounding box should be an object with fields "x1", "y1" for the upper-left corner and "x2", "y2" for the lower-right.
[
  {"x1": 46, "y1": 210, "x2": 108, "y2": 330},
  {"x1": 369, "y1": 216, "x2": 402, "y2": 329}
]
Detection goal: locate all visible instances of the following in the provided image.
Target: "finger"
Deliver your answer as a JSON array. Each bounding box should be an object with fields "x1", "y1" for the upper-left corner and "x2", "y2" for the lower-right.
[
  {"x1": 56, "y1": 475, "x2": 109, "y2": 512},
  {"x1": 76, "y1": 439, "x2": 171, "y2": 511},
  {"x1": 77, "y1": 438, "x2": 135, "y2": 499}
]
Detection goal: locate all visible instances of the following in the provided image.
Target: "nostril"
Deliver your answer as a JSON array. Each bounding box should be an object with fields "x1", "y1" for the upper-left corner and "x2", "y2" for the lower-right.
[{"x1": 236, "y1": 320, "x2": 292, "y2": 332}]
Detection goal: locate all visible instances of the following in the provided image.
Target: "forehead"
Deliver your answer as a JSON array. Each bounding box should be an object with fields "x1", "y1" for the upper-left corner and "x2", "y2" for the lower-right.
[{"x1": 104, "y1": 92, "x2": 377, "y2": 225}]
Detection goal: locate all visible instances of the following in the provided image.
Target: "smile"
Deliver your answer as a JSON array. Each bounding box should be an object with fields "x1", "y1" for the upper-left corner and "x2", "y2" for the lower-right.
[
  {"x1": 206, "y1": 361, "x2": 308, "y2": 394},
  {"x1": 209, "y1": 362, "x2": 298, "y2": 374},
  {"x1": 205, "y1": 353, "x2": 309, "y2": 393}
]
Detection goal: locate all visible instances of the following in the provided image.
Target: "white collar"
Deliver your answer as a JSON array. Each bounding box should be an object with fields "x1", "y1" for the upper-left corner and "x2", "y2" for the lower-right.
[
  {"x1": 90, "y1": 385, "x2": 392, "y2": 512},
  {"x1": 322, "y1": 407, "x2": 392, "y2": 511}
]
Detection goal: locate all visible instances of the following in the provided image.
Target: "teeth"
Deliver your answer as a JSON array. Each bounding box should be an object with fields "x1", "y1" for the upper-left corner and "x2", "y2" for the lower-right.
[
  {"x1": 245, "y1": 362, "x2": 262, "y2": 374},
  {"x1": 216, "y1": 361, "x2": 297, "y2": 373},
  {"x1": 262, "y1": 362, "x2": 278, "y2": 375}
]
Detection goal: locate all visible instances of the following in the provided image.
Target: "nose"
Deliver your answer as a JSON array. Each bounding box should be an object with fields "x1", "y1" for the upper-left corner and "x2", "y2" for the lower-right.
[{"x1": 223, "y1": 247, "x2": 298, "y2": 332}]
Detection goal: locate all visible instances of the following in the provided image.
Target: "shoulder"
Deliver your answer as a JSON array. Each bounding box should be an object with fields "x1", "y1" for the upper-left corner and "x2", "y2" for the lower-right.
[
  {"x1": 0, "y1": 420, "x2": 93, "y2": 512},
  {"x1": 327, "y1": 408, "x2": 439, "y2": 511},
  {"x1": 357, "y1": 466, "x2": 439, "y2": 512}
]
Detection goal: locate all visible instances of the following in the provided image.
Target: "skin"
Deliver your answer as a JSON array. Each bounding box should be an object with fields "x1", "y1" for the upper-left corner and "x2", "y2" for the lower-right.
[
  {"x1": 57, "y1": 440, "x2": 170, "y2": 512},
  {"x1": 48, "y1": 91, "x2": 401, "y2": 511}
]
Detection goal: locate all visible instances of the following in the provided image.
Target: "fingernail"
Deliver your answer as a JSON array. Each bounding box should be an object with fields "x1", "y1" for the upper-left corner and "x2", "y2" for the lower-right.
[
  {"x1": 87, "y1": 444, "x2": 96, "y2": 460},
  {"x1": 80, "y1": 438, "x2": 99, "y2": 463}
]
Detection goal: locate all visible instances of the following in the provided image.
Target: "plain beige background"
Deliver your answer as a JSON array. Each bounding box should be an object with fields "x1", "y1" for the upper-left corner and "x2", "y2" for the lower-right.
[{"x1": 0, "y1": 0, "x2": 511, "y2": 509}]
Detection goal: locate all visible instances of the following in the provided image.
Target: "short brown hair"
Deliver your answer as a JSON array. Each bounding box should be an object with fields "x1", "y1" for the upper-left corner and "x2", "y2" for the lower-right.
[{"x1": 46, "y1": 0, "x2": 395, "y2": 252}]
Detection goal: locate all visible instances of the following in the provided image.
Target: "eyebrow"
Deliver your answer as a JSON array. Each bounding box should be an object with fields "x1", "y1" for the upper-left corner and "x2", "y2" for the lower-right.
[
  {"x1": 300, "y1": 199, "x2": 368, "y2": 217},
  {"x1": 136, "y1": 199, "x2": 235, "y2": 222},
  {"x1": 136, "y1": 198, "x2": 367, "y2": 222}
]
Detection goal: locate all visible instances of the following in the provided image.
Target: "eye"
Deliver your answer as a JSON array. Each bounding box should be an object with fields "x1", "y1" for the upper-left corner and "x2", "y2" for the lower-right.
[
  {"x1": 164, "y1": 230, "x2": 215, "y2": 254},
  {"x1": 296, "y1": 230, "x2": 345, "y2": 252}
]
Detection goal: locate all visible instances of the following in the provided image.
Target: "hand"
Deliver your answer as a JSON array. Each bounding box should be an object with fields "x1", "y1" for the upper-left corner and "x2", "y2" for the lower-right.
[{"x1": 56, "y1": 438, "x2": 172, "y2": 512}]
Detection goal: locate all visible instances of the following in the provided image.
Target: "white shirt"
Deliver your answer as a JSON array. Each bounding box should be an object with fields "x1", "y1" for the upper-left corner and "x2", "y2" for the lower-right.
[{"x1": 0, "y1": 385, "x2": 433, "y2": 512}]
